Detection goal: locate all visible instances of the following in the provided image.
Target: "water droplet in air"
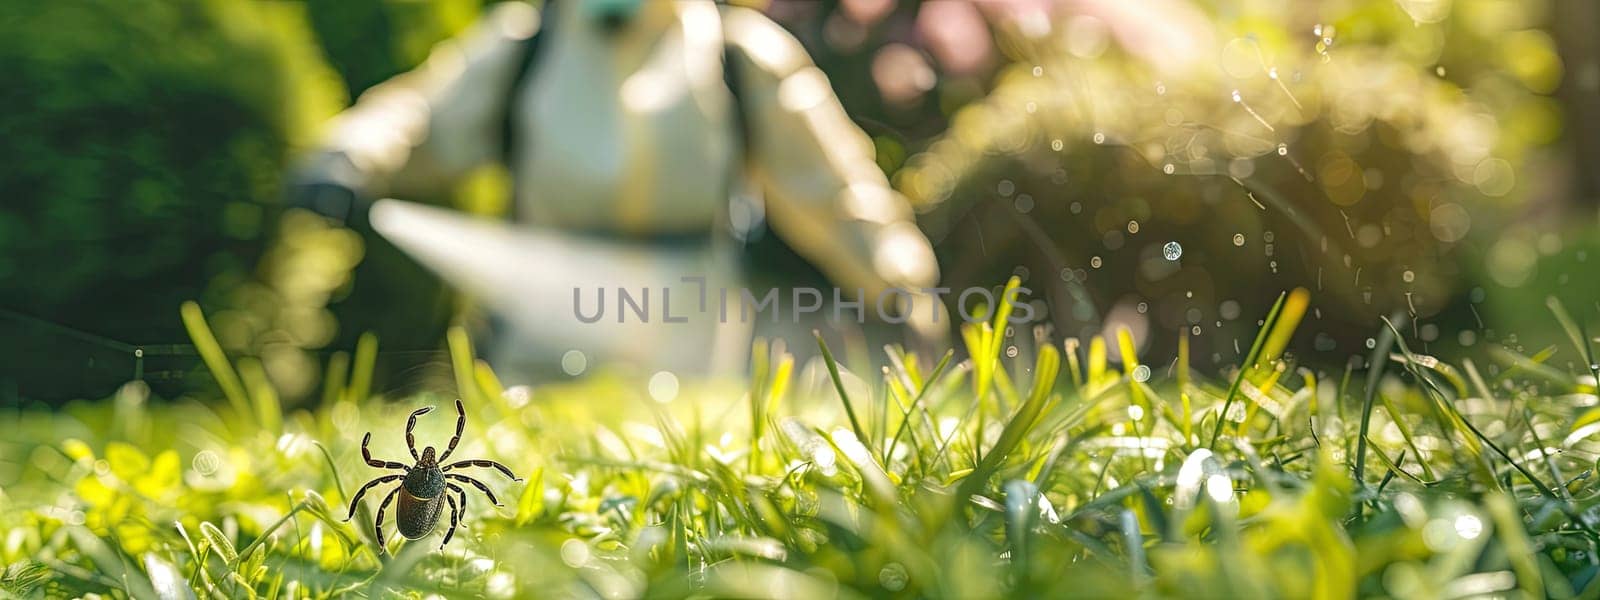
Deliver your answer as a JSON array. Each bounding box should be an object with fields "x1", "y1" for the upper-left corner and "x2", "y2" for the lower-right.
[
  {"x1": 562, "y1": 350, "x2": 588, "y2": 376},
  {"x1": 1435, "y1": 65, "x2": 1446, "y2": 77},
  {"x1": 1233, "y1": 233, "x2": 1246, "y2": 246},
  {"x1": 1365, "y1": 337, "x2": 1377, "y2": 349},
  {"x1": 648, "y1": 371, "x2": 680, "y2": 403},
  {"x1": 1014, "y1": 194, "x2": 1034, "y2": 213},
  {"x1": 1137, "y1": 302, "x2": 1149, "y2": 314},
  {"x1": 1051, "y1": 139, "x2": 1064, "y2": 151},
  {"x1": 1277, "y1": 144, "x2": 1288, "y2": 156},
  {"x1": 1231, "y1": 89, "x2": 1242, "y2": 103},
  {"x1": 1032, "y1": 66, "x2": 1043, "y2": 77},
  {"x1": 1093, "y1": 132, "x2": 1106, "y2": 144},
  {"x1": 1163, "y1": 241, "x2": 1183, "y2": 261},
  {"x1": 1090, "y1": 256, "x2": 1103, "y2": 268},
  {"x1": 1127, "y1": 220, "x2": 1140, "y2": 234},
  {"x1": 1131, "y1": 365, "x2": 1151, "y2": 383},
  {"x1": 1163, "y1": 163, "x2": 1176, "y2": 175},
  {"x1": 1402, "y1": 270, "x2": 1415, "y2": 283},
  {"x1": 1267, "y1": 67, "x2": 1278, "y2": 80}
]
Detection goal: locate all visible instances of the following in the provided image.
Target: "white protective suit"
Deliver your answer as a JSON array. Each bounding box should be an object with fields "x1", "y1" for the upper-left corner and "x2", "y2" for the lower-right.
[{"x1": 297, "y1": 0, "x2": 940, "y2": 379}]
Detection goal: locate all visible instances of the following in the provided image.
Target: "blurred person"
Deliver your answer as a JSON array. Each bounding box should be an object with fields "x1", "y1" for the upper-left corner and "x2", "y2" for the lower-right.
[{"x1": 287, "y1": 0, "x2": 942, "y2": 381}]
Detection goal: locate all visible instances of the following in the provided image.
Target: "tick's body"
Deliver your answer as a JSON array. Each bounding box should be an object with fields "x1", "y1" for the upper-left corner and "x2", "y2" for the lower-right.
[
  {"x1": 395, "y1": 448, "x2": 446, "y2": 539},
  {"x1": 344, "y1": 400, "x2": 521, "y2": 552}
]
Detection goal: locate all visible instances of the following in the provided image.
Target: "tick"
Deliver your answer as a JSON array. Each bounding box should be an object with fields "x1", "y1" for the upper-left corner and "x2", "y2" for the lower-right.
[{"x1": 343, "y1": 399, "x2": 521, "y2": 552}]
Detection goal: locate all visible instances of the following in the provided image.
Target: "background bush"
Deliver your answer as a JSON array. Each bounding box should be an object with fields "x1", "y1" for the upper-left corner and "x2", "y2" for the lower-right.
[{"x1": 0, "y1": 0, "x2": 344, "y2": 402}]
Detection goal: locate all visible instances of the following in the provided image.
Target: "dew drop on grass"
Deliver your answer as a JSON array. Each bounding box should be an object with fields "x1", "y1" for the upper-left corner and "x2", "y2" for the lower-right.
[
  {"x1": 1453, "y1": 514, "x2": 1483, "y2": 539},
  {"x1": 560, "y1": 539, "x2": 591, "y2": 567},
  {"x1": 193, "y1": 450, "x2": 220, "y2": 476},
  {"x1": 504, "y1": 385, "x2": 533, "y2": 408},
  {"x1": 1163, "y1": 241, "x2": 1183, "y2": 260},
  {"x1": 879, "y1": 563, "x2": 909, "y2": 591}
]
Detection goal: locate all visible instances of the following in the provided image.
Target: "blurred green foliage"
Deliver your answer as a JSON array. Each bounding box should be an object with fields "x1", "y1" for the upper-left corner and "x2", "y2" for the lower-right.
[
  {"x1": 304, "y1": 0, "x2": 483, "y2": 97},
  {"x1": 0, "y1": 0, "x2": 490, "y2": 403},
  {"x1": 0, "y1": 0, "x2": 344, "y2": 400}
]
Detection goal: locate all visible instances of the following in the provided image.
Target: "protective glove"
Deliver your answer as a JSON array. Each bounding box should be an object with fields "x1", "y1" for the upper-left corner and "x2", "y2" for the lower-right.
[{"x1": 283, "y1": 152, "x2": 370, "y2": 228}]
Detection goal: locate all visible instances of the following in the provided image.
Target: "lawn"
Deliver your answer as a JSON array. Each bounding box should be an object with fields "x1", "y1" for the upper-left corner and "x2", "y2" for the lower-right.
[{"x1": 3, "y1": 282, "x2": 1599, "y2": 598}]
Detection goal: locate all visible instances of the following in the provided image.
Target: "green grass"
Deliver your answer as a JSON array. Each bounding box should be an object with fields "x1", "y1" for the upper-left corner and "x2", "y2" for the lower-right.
[{"x1": 4, "y1": 284, "x2": 1600, "y2": 598}]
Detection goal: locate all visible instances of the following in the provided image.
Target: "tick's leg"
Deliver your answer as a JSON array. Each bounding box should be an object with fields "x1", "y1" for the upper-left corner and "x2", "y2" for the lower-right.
[
  {"x1": 441, "y1": 493, "x2": 460, "y2": 549},
  {"x1": 448, "y1": 474, "x2": 502, "y2": 506},
  {"x1": 453, "y1": 485, "x2": 469, "y2": 523},
  {"x1": 374, "y1": 486, "x2": 402, "y2": 554},
  {"x1": 362, "y1": 433, "x2": 408, "y2": 470},
  {"x1": 343, "y1": 474, "x2": 403, "y2": 520},
  {"x1": 404, "y1": 406, "x2": 435, "y2": 461},
  {"x1": 442, "y1": 459, "x2": 521, "y2": 481},
  {"x1": 439, "y1": 399, "x2": 466, "y2": 461}
]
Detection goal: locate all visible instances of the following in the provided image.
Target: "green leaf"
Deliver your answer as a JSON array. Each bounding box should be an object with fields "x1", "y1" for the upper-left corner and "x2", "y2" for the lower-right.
[{"x1": 199, "y1": 522, "x2": 238, "y2": 565}]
